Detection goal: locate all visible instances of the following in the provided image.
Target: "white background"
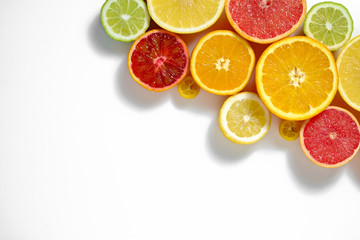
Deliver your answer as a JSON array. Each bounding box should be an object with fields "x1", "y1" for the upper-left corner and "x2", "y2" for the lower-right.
[{"x1": 1, "y1": 0, "x2": 360, "y2": 239}]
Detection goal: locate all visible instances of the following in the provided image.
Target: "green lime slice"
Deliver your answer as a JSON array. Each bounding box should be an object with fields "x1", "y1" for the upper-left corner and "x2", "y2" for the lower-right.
[
  {"x1": 101, "y1": 0, "x2": 150, "y2": 42},
  {"x1": 303, "y1": 1, "x2": 353, "y2": 51}
]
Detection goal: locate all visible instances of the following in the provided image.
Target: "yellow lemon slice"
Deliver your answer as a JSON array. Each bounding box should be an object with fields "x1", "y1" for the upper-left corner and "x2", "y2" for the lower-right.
[
  {"x1": 219, "y1": 92, "x2": 271, "y2": 144},
  {"x1": 147, "y1": 0, "x2": 225, "y2": 34},
  {"x1": 337, "y1": 35, "x2": 360, "y2": 111}
]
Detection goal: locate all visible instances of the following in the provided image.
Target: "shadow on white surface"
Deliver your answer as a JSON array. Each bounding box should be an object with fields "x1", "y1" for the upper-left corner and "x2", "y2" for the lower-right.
[
  {"x1": 346, "y1": 154, "x2": 360, "y2": 188},
  {"x1": 88, "y1": 14, "x2": 171, "y2": 109},
  {"x1": 206, "y1": 113, "x2": 344, "y2": 190},
  {"x1": 170, "y1": 87, "x2": 227, "y2": 118},
  {"x1": 271, "y1": 118, "x2": 343, "y2": 191},
  {"x1": 115, "y1": 61, "x2": 171, "y2": 109},
  {"x1": 286, "y1": 142, "x2": 343, "y2": 191},
  {"x1": 88, "y1": 14, "x2": 131, "y2": 57},
  {"x1": 272, "y1": 128, "x2": 343, "y2": 191},
  {"x1": 206, "y1": 117, "x2": 256, "y2": 162}
]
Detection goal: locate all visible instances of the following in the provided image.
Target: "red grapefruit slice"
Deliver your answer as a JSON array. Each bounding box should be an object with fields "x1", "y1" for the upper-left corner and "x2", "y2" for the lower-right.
[
  {"x1": 300, "y1": 106, "x2": 360, "y2": 168},
  {"x1": 225, "y1": 0, "x2": 306, "y2": 44},
  {"x1": 128, "y1": 29, "x2": 189, "y2": 91}
]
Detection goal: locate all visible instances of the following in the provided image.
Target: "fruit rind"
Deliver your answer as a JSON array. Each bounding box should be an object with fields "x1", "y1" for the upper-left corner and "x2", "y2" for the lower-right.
[
  {"x1": 190, "y1": 30, "x2": 255, "y2": 95},
  {"x1": 219, "y1": 92, "x2": 271, "y2": 144},
  {"x1": 303, "y1": 1, "x2": 353, "y2": 51},
  {"x1": 336, "y1": 35, "x2": 360, "y2": 111},
  {"x1": 128, "y1": 29, "x2": 189, "y2": 92},
  {"x1": 225, "y1": 0, "x2": 306, "y2": 44},
  {"x1": 300, "y1": 106, "x2": 360, "y2": 168},
  {"x1": 147, "y1": 0, "x2": 226, "y2": 34},
  {"x1": 101, "y1": 0, "x2": 150, "y2": 42},
  {"x1": 256, "y1": 36, "x2": 338, "y2": 121}
]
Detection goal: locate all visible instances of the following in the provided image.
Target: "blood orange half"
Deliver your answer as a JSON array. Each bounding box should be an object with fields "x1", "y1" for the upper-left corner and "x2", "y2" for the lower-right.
[
  {"x1": 300, "y1": 106, "x2": 360, "y2": 168},
  {"x1": 225, "y1": 0, "x2": 306, "y2": 44},
  {"x1": 128, "y1": 29, "x2": 189, "y2": 91}
]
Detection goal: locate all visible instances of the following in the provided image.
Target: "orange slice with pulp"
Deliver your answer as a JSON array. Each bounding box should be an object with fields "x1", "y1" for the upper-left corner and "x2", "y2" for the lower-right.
[
  {"x1": 256, "y1": 36, "x2": 338, "y2": 121},
  {"x1": 191, "y1": 30, "x2": 255, "y2": 95}
]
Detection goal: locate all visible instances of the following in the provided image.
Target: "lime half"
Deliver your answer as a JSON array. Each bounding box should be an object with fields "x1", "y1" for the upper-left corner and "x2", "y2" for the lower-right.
[
  {"x1": 101, "y1": 0, "x2": 150, "y2": 42},
  {"x1": 303, "y1": 2, "x2": 353, "y2": 51}
]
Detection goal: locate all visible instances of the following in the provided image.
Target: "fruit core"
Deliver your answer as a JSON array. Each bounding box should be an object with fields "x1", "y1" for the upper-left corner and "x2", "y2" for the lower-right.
[
  {"x1": 154, "y1": 56, "x2": 166, "y2": 68},
  {"x1": 325, "y1": 21, "x2": 333, "y2": 30},
  {"x1": 121, "y1": 14, "x2": 130, "y2": 21},
  {"x1": 329, "y1": 132, "x2": 337, "y2": 140},
  {"x1": 243, "y1": 115, "x2": 250, "y2": 122},
  {"x1": 215, "y1": 58, "x2": 230, "y2": 71},
  {"x1": 289, "y1": 67, "x2": 305, "y2": 87},
  {"x1": 260, "y1": 0, "x2": 273, "y2": 8}
]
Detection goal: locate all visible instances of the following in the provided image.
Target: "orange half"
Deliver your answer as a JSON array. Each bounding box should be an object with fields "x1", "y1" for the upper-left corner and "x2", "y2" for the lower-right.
[
  {"x1": 256, "y1": 36, "x2": 338, "y2": 121},
  {"x1": 190, "y1": 30, "x2": 255, "y2": 95}
]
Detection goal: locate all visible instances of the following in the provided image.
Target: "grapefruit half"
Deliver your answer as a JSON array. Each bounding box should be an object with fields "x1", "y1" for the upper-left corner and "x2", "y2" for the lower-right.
[
  {"x1": 225, "y1": 0, "x2": 306, "y2": 44},
  {"x1": 300, "y1": 106, "x2": 360, "y2": 168},
  {"x1": 128, "y1": 29, "x2": 189, "y2": 91}
]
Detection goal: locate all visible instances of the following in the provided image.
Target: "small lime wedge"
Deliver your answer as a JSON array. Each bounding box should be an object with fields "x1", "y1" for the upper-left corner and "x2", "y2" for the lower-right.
[
  {"x1": 101, "y1": 0, "x2": 150, "y2": 42},
  {"x1": 303, "y1": 2, "x2": 353, "y2": 51}
]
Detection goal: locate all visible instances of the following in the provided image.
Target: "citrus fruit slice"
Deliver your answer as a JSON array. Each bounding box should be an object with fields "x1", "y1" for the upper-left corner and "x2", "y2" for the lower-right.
[
  {"x1": 101, "y1": 0, "x2": 150, "y2": 42},
  {"x1": 256, "y1": 36, "x2": 338, "y2": 121},
  {"x1": 337, "y1": 35, "x2": 360, "y2": 111},
  {"x1": 177, "y1": 76, "x2": 200, "y2": 99},
  {"x1": 219, "y1": 92, "x2": 271, "y2": 144},
  {"x1": 190, "y1": 30, "x2": 255, "y2": 96},
  {"x1": 300, "y1": 106, "x2": 360, "y2": 168},
  {"x1": 279, "y1": 120, "x2": 302, "y2": 141},
  {"x1": 128, "y1": 29, "x2": 189, "y2": 92},
  {"x1": 303, "y1": 2, "x2": 353, "y2": 51},
  {"x1": 147, "y1": 0, "x2": 225, "y2": 34},
  {"x1": 225, "y1": 0, "x2": 306, "y2": 44}
]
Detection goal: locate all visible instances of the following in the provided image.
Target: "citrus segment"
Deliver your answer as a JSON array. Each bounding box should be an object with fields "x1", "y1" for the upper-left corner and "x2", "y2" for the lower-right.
[
  {"x1": 219, "y1": 92, "x2": 271, "y2": 144},
  {"x1": 101, "y1": 0, "x2": 150, "y2": 42},
  {"x1": 225, "y1": 0, "x2": 306, "y2": 44},
  {"x1": 177, "y1": 76, "x2": 200, "y2": 99},
  {"x1": 256, "y1": 36, "x2": 338, "y2": 121},
  {"x1": 300, "y1": 106, "x2": 360, "y2": 168},
  {"x1": 191, "y1": 30, "x2": 255, "y2": 95},
  {"x1": 337, "y1": 35, "x2": 360, "y2": 111},
  {"x1": 128, "y1": 29, "x2": 189, "y2": 91},
  {"x1": 147, "y1": 0, "x2": 225, "y2": 34},
  {"x1": 303, "y1": 2, "x2": 353, "y2": 51},
  {"x1": 279, "y1": 120, "x2": 302, "y2": 141}
]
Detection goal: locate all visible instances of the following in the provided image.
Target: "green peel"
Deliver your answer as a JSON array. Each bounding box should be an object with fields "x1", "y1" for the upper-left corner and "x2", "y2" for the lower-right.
[
  {"x1": 101, "y1": 0, "x2": 150, "y2": 42},
  {"x1": 303, "y1": 1, "x2": 353, "y2": 51}
]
